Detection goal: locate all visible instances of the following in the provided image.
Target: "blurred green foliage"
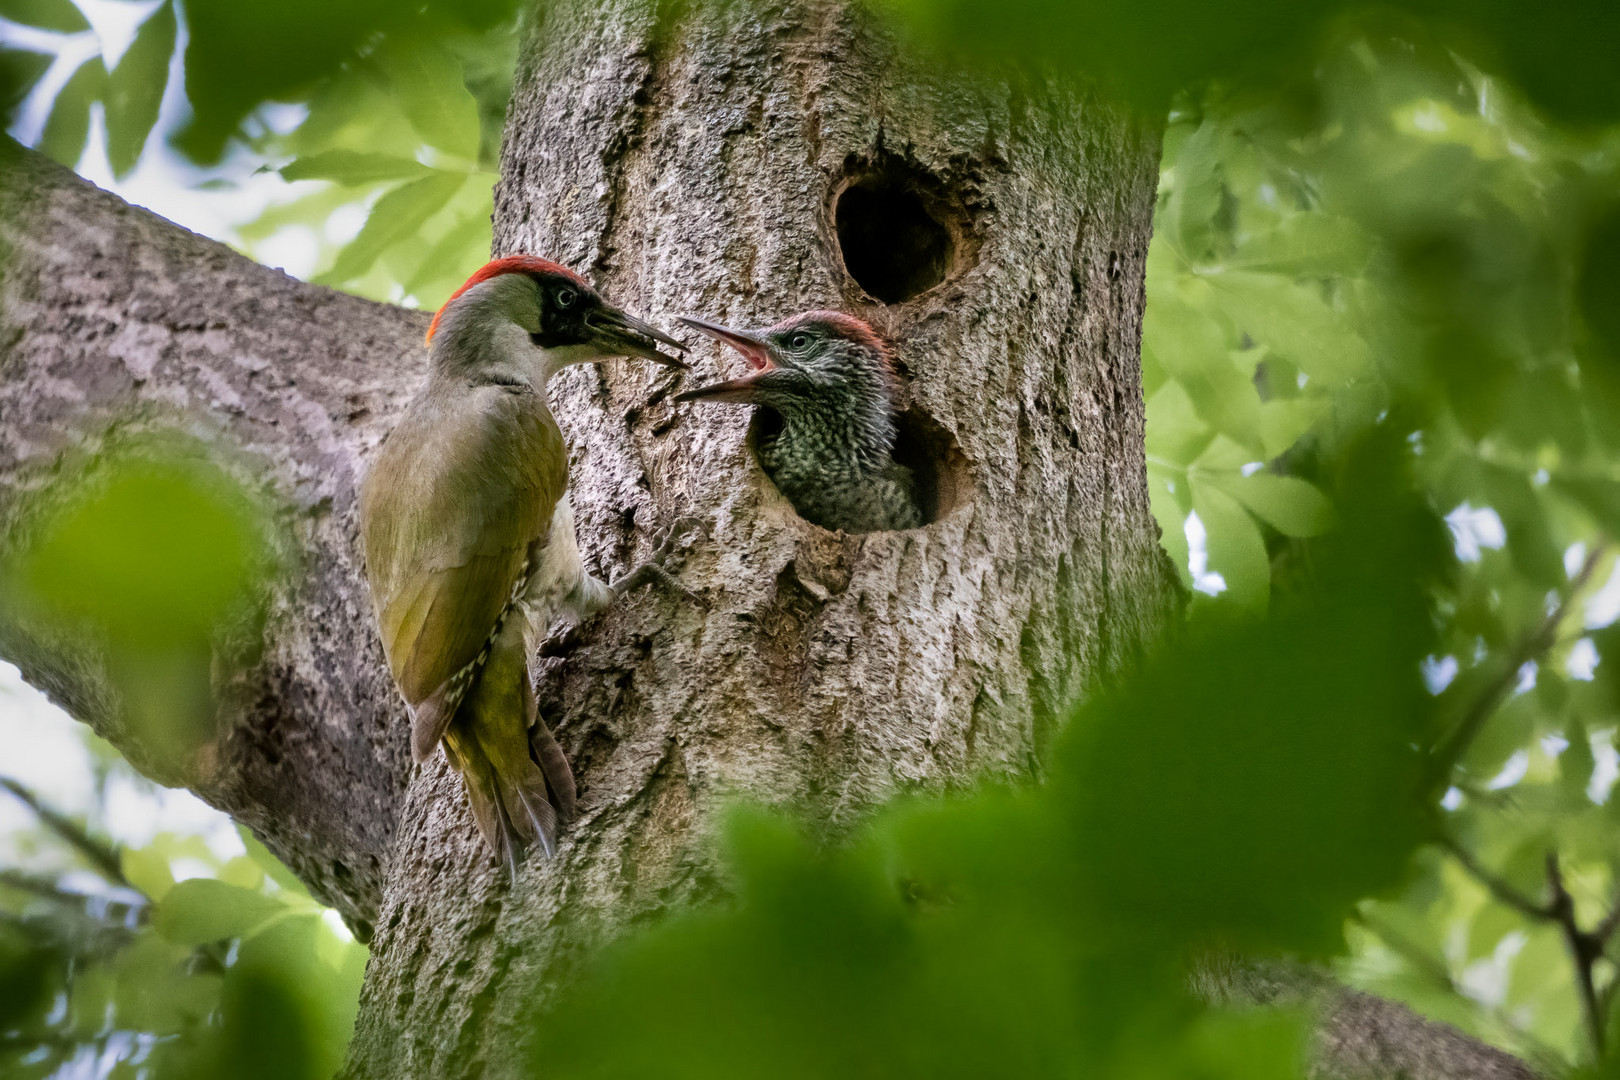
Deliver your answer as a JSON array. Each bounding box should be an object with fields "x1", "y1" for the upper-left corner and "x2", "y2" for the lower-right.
[
  {"x1": 0, "y1": 774, "x2": 365, "y2": 1079},
  {"x1": 2, "y1": 0, "x2": 518, "y2": 306},
  {"x1": 873, "y1": 0, "x2": 1620, "y2": 123},
  {"x1": 0, "y1": 442, "x2": 362, "y2": 1077},
  {"x1": 1141, "y1": 33, "x2": 1620, "y2": 1075},
  {"x1": 5, "y1": 0, "x2": 1620, "y2": 1077},
  {"x1": 7, "y1": 447, "x2": 278, "y2": 764},
  {"x1": 537, "y1": 433, "x2": 1445, "y2": 1079},
  {"x1": 241, "y1": 17, "x2": 518, "y2": 304}
]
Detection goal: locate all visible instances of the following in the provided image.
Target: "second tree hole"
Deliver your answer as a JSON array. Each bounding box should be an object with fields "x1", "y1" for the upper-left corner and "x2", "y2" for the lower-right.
[{"x1": 746, "y1": 405, "x2": 970, "y2": 533}]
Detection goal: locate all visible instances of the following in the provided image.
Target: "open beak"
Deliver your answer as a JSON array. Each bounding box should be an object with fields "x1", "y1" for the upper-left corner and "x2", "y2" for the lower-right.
[
  {"x1": 673, "y1": 316, "x2": 775, "y2": 403},
  {"x1": 587, "y1": 306, "x2": 688, "y2": 368}
]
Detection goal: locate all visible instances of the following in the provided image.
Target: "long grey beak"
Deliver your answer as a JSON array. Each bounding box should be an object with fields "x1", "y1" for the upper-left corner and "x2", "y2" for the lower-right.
[
  {"x1": 674, "y1": 373, "x2": 772, "y2": 404},
  {"x1": 673, "y1": 315, "x2": 778, "y2": 403},
  {"x1": 675, "y1": 316, "x2": 773, "y2": 370},
  {"x1": 588, "y1": 307, "x2": 688, "y2": 368}
]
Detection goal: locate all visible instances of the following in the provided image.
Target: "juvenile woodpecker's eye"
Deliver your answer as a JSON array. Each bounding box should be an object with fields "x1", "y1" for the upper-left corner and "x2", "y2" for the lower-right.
[
  {"x1": 555, "y1": 288, "x2": 577, "y2": 309},
  {"x1": 788, "y1": 332, "x2": 812, "y2": 351}
]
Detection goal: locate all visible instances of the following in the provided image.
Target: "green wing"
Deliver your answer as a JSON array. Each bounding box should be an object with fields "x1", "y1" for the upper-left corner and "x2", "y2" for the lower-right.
[{"x1": 359, "y1": 386, "x2": 567, "y2": 707}]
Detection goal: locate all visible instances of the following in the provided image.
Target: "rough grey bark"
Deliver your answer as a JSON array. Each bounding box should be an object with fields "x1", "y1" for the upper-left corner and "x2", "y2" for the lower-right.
[
  {"x1": 0, "y1": 2, "x2": 1542, "y2": 1079},
  {"x1": 1314, "y1": 990, "x2": 1542, "y2": 1080},
  {"x1": 0, "y1": 136, "x2": 419, "y2": 936},
  {"x1": 1196, "y1": 960, "x2": 1544, "y2": 1080},
  {"x1": 351, "y1": 0, "x2": 1179, "y2": 1073}
]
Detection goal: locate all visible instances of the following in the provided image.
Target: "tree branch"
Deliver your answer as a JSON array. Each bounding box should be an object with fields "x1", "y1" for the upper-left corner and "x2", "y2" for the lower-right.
[
  {"x1": 1199, "y1": 952, "x2": 1546, "y2": 1079},
  {"x1": 1545, "y1": 854, "x2": 1608, "y2": 1061},
  {"x1": 0, "y1": 776, "x2": 124, "y2": 884},
  {"x1": 1445, "y1": 838, "x2": 1619, "y2": 1065},
  {"x1": 1431, "y1": 543, "x2": 1609, "y2": 775},
  {"x1": 0, "y1": 137, "x2": 424, "y2": 935},
  {"x1": 1441, "y1": 837, "x2": 1555, "y2": 921}
]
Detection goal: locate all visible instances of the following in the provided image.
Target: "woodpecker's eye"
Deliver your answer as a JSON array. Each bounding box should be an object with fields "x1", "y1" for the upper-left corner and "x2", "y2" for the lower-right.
[
  {"x1": 788, "y1": 332, "x2": 813, "y2": 351},
  {"x1": 555, "y1": 288, "x2": 577, "y2": 309}
]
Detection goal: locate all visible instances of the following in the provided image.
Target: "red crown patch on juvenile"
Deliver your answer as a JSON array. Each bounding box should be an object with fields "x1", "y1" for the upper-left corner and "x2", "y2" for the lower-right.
[
  {"x1": 776, "y1": 310, "x2": 896, "y2": 370},
  {"x1": 425, "y1": 256, "x2": 588, "y2": 344},
  {"x1": 777, "y1": 310, "x2": 886, "y2": 354}
]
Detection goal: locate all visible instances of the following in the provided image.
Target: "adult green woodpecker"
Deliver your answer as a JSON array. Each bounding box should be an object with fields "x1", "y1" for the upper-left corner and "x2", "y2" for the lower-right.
[{"x1": 360, "y1": 256, "x2": 686, "y2": 877}]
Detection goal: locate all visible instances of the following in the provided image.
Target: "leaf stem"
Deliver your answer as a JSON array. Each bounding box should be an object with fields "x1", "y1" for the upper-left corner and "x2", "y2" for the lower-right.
[
  {"x1": 0, "y1": 776, "x2": 127, "y2": 886},
  {"x1": 1430, "y1": 542, "x2": 1609, "y2": 777}
]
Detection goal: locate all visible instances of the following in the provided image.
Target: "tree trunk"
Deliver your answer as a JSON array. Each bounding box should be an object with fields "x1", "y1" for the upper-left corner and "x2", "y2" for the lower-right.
[
  {"x1": 347, "y1": 0, "x2": 1175, "y2": 1072},
  {"x1": 0, "y1": 1, "x2": 1540, "y2": 1078}
]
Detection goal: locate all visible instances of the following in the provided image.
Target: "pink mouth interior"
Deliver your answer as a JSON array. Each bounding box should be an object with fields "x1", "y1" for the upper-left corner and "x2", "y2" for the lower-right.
[{"x1": 726, "y1": 339, "x2": 771, "y2": 371}]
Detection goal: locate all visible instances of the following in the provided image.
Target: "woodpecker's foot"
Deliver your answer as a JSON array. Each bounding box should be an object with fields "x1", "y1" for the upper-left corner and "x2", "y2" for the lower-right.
[
  {"x1": 609, "y1": 560, "x2": 685, "y2": 598},
  {"x1": 651, "y1": 514, "x2": 708, "y2": 562},
  {"x1": 610, "y1": 515, "x2": 708, "y2": 605}
]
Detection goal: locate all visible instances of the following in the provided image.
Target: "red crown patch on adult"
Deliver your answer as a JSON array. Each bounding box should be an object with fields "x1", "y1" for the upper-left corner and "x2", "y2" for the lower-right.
[{"x1": 425, "y1": 256, "x2": 588, "y2": 344}]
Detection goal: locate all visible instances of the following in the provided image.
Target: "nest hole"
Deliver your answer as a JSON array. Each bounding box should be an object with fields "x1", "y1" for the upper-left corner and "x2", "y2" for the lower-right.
[
  {"x1": 746, "y1": 406, "x2": 971, "y2": 533},
  {"x1": 834, "y1": 156, "x2": 960, "y2": 304},
  {"x1": 890, "y1": 406, "x2": 970, "y2": 527}
]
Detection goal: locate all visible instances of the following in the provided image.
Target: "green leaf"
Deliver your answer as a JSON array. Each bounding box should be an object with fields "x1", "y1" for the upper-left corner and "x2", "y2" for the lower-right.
[
  {"x1": 1228, "y1": 212, "x2": 1375, "y2": 276},
  {"x1": 318, "y1": 172, "x2": 466, "y2": 284},
  {"x1": 1143, "y1": 280, "x2": 1233, "y2": 386},
  {"x1": 1210, "y1": 271, "x2": 1373, "y2": 386},
  {"x1": 0, "y1": 48, "x2": 53, "y2": 125},
  {"x1": 103, "y1": 0, "x2": 176, "y2": 178},
  {"x1": 17, "y1": 452, "x2": 274, "y2": 646},
  {"x1": 122, "y1": 844, "x2": 175, "y2": 901},
  {"x1": 1144, "y1": 378, "x2": 1214, "y2": 467},
  {"x1": 1217, "y1": 472, "x2": 1336, "y2": 538},
  {"x1": 1506, "y1": 926, "x2": 1571, "y2": 1008},
  {"x1": 402, "y1": 204, "x2": 493, "y2": 303},
  {"x1": 1162, "y1": 121, "x2": 1224, "y2": 262},
  {"x1": 1478, "y1": 466, "x2": 1564, "y2": 589},
  {"x1": 152, "y1": 879, "x2": 286, "y2": 946},
  {"x1": 1190, "y1": 476, "x2": 1271, "y2": 609},
  {"x1": 1550, "y1": 476, "x2": 1620, "y2": 538},
  {"x1": 37, "y1": 56, "x2": 104, "y2": 167},
  {"x1": 285, "y1": 69, "x2": 422, "y2": 162},
  {"x1": 238, "y1": 826, "x2": 308, "y2": 896},
  {"x1": 1560, "y1": 717, "x2": 1594, "y2": 800},
  {"x1": 1462, "y1": 692, "x2": 1537, "y2": 785},
  {"x1": 279, "y1": 150, "x2": 434, "y2": 186},
  {"x1": 0, "y1": 0, "x2": 89, "y2": 33},
  {"x1": 110, "y1": 932, "x2": 217, "y2": 1034},
  {"x1": 1466, "y1": 899, "x2": 1522, "y2": 962},
  {"x1": 374, "y1": 38, "x2": 481, "y2": 160},
  {"x1": 66, "y1": 962, "x2": 115, "y2": 1036},
  {"x1": 1258, "y1": 398, "x2": 1326, "y2": 459},
  {"x1": 218, "y1": 855, "x2": 266, "y2": 891},
  {"x1": 1192, "y1": 433, "x2": 1258, "y2": 473}
]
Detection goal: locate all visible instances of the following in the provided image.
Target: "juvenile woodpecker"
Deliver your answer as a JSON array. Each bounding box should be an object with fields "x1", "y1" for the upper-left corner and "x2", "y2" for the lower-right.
[
  {"x1": 676, "y1": 311, "x2": 922, "y2": 532},
  {"x1": 360, "y1": 256, "x2": 685, "y2": 876}
]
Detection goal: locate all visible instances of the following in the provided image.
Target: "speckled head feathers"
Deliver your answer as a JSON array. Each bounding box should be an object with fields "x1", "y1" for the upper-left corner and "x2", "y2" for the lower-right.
[
  {"x1": 425, "y1": 256, "x2": 589, "y2": 345},
  {"x1": 772, "y1": 309, "x2": 901, "y2": 398},
  {"x1": 770, "y1": 310, "x2": 891, "y2": 361}
]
